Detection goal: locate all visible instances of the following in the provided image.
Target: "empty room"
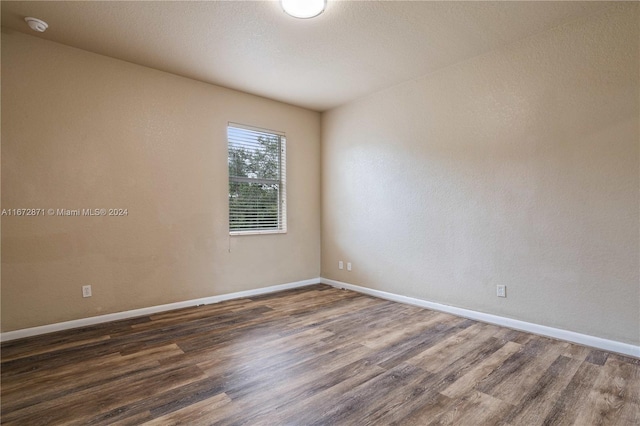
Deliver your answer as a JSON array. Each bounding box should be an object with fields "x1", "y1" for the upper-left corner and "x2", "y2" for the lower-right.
[{"x1": 1, "y1": 0, "x2": 638, "y2": 424}]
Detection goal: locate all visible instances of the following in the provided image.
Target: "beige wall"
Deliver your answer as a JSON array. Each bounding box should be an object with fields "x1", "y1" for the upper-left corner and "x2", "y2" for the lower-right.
[
  {"x1": 322, "y1": 4, "x2": 639, "y2": 344},
  {"x1": 1, "y1": 30, "x2": 321, "y2": 331}
]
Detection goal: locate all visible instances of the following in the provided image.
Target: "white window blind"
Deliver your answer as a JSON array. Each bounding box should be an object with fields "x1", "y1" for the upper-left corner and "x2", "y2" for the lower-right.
[{"x1": 228, "y1": 123, "x2": 286, "y2": 234}]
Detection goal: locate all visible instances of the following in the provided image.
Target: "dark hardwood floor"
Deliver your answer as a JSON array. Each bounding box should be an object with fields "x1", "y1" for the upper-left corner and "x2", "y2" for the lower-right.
[{"x1": 1, "y1": 284, "x2": 639, "y2": 425}]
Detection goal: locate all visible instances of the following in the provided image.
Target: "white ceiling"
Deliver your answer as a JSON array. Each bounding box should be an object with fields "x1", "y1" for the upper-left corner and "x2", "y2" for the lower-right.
[{"x1": 1, "y1": 1, "x2": 610, "y2": 111}]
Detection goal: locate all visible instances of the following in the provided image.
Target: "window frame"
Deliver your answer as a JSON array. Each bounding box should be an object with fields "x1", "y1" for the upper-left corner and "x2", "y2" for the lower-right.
[{"x1": 227, "y1": 122, "x2": 287, "y2": 236}]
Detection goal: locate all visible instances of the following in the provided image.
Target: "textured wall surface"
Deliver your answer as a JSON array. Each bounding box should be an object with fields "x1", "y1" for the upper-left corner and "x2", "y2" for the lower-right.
[
  {"x1": 322, "y1": 4, "x2": 639, "y2": 344},
  {"x1": 1, "y1": 30, "x2": 321, "y2": 331}
]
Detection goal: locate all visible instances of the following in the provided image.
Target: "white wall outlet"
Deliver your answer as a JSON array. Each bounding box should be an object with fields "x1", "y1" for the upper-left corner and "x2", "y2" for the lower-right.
[
  {"x1": 82, "y1": 285, "x2": 92, "y2": 298},
  {"x1": 497, "y1": 285, "x2": 506, "y2": 298},
  {"x1": 338, "y1": 261, "x2": 344, "y2": 270},
  {"x1": 347, "y1": 262, "x2": 352, "y2": 272}
]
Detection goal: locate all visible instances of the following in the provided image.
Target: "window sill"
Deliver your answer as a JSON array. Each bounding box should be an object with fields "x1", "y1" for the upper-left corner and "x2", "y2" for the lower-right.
[{"x1": 230, "y1": 229, "x2": 287, "y2": 236}]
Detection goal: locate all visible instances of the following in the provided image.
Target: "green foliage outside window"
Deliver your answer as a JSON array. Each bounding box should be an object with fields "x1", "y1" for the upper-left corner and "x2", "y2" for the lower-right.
[{"x1": 228, "y1": 133, "x2": 283, "y2": 232}]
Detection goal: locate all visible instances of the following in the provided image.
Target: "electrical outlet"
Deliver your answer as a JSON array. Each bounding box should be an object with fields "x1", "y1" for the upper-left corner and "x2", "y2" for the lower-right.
[
  {"x1": 82, "y1": 285, "x2": 92, "y2": 298},
  {"x1": 338, "y1": 261, "x2": 344, "y2": 270},
  {"x1": 347, "y1": 262, "x2": 352, "y2": 272},
  {"x1": 497, "y1": 285, "x2": 506, "y2": 298}
]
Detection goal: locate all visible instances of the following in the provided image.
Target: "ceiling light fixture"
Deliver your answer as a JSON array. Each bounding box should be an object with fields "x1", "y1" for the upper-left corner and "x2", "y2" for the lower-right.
[
  {"x1": 25, "y1": 17, "x2": 48, "y2": 32},
  {"x1": 281, "y1": 0, "x2": 326, "y2": 19}
]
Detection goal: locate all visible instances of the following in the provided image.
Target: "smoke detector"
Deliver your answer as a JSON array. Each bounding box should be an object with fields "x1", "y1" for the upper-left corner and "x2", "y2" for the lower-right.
[{"x1": 25, "y1": 17, "x2": 48, "y2": 32}]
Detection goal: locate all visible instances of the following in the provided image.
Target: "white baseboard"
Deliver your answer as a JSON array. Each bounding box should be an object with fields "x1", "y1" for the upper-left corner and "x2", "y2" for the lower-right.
[
  {"x1": 5, "y1": 276, "x2": 638, "y2": 359},
  {"x1": 0, "y1": 278, "x2": 320, "y2": 342},
  {"x1": 321, "y1": 278, "x2": 640, "y2": 359}
]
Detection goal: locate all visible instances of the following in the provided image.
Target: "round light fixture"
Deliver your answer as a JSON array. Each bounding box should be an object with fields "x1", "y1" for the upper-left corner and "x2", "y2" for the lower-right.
[
  {"x1": 25, "y1": 17, "x2": 48, "y2": 32},
  {"x1": 281, "y1": 0, "x2": 326, "y2": 19}
]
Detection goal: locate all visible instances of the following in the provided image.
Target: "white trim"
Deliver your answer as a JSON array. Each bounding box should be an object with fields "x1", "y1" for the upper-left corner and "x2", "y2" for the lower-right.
[
  {"x1": 321, "y1": 278, "x2": 640, "y2": 359},
  {"x1": 230, "y1": 229, "x2": 287, "y2": 236},
  {"x1": 0, "y1": 278, "x2": 320, "y2": 342},
  {"x1": 5, "y1": 276, "x2": 637, "y2": 359}
]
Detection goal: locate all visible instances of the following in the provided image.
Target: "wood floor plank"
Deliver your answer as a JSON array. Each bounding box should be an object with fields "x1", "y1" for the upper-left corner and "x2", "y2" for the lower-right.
[
  {"x1": 255, "y1": 360, "x2": 385, "y2": 425},
  {"x1": 2, "y1": 284, "x2": 638, "y2": 426},
  {"x1": 376, "y1": 317, "x2": 473, "y2": 370},
  {"x1": 303, "y1": 362, "x2": 434, "y2": 425},
  {"x1": 476, "y1": 337, "x2": 567, "y2": 405},
  {"x1": 108, "y1": 411, "x2": 154, "y2": 426},
  {"x1": 440, "y1": 340, "x2": 522, "y2": 399},
  {"x1": 500, "y1": 355, "x2": 582, "y2": 425},
  {"x1": 143, "y1": 392, "x2": 232, "y2": 425},
  {"x1": 203, "y1": 344, "x2": 380, "y2": 424},
  {"x1": 562, "y1": 343, "x2": 592, "y2": 362},
  {"x1": 359, "y1": 310, "x2": 442, "y2": 350},
  {"x1": 541, "y1": 360, "x2": 604, "y2": 426},
  {"x1": 84, "y1": 377, "x2": 226, "y2": 425},
  {"x1": 0, "y1": 335, "x2": 112, "y2": 362},
  {"x1": 384, "y1": 391, "x2": 454, "y2": 425},
  {"x1": 427, "y1": 390, "x2": 513, "y2": 426},
  {"x1": 316, "y1": 300, "x2": 419, "y2": 345},
  {"x1": 360, "y1": 336, "x2": 514, "y2": 425},
  {"x1": 1, "y1": 357, "x2": 162, "y2": 413},
  {"x1": 218, "y1": 341, "x2": 371, "y2": 402},
  {"x1": 285, "y1": 293, "x2": 382, "y2": 329},
  {"x1": 585, "y1": 349, "x2": 610, "y2": 366},
  {"x1": 160, "y1": 325, "x2": 333, "y2": 375},
  {"x1": 195, "y1": 328, "x2": 335, "y2": 380},
  {"x1": 1, "y1": 343, "x2": 184, "y2": 399},
  {"x1": 2, "y1": 365, "x2": 207, "y2": 425},
  {"x1": 615, "y1": 354, "x2": 640, "y2": 425},
  {"x1": 493, "y1": 327, "x2": 533, "y2": 345},
  {"x1": 407, "y1": 322, "x2": 499, "y2": 373},
  {"x1": 147, "y1": 298, "x2": 253, "y2": 321},
  {"x1": 573, "y1": 356, "x2": 639, "y2": 426},
  {"x1": 0, "y1": 316, "x2": 150, "y2": 361}
]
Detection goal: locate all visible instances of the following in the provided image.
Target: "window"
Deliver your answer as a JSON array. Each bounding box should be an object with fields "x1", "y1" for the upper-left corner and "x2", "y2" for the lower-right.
[{"x1": 228, "y1": 123, "x2": 286, "y2": 234}]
